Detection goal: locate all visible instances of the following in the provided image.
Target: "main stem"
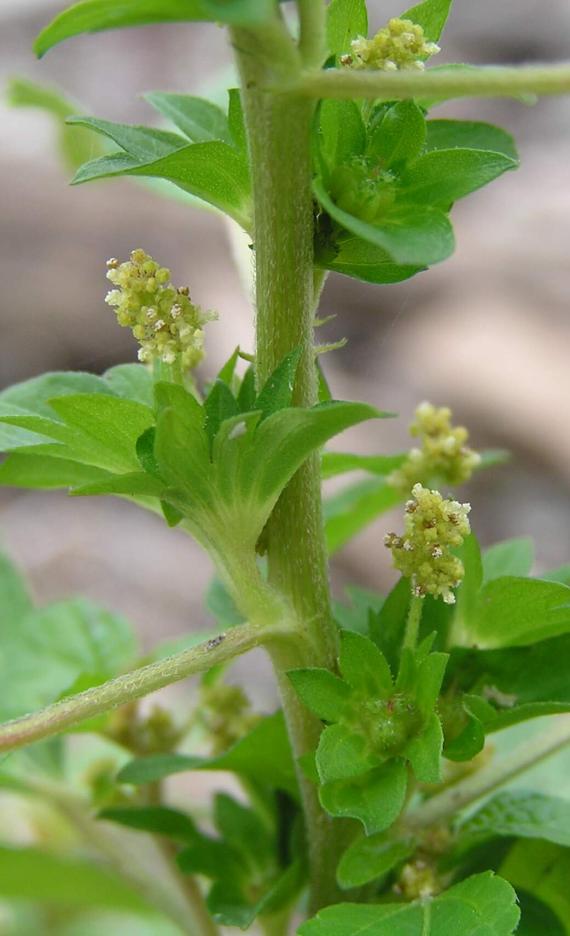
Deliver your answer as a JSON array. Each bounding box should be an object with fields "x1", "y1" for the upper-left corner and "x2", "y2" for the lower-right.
[{"x1": 233, "y1": 21, "x2": 344, "y2": 911}]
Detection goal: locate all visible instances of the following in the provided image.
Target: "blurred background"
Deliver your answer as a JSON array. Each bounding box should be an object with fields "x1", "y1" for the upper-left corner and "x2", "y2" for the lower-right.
[{"x1": 1, "y1": 0, "x2": 569, "y2": 668}]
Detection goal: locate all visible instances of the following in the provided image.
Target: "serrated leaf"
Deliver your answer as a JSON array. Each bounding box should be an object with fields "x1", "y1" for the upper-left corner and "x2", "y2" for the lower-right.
[
  {"x1": 337, "y1": 835, "x2": 414, "y2": 890},
  {"x1": 368, "y1": 101, "x2": 426, "y2": 168},
  {"x1": 425, "y1": 120, "x2": 519, "y2": 162},
  {"x1": 325, "y1": 477, "x2": 403, "y2": 554},
  {"x1": 0, "y1": 371, "x2": 113, "y2": 418},
  {"x1": 73, "y1": 141, "x2": 251, "y2": 229},
  {"x1": 67, "y1": 115, "x2": 186, "y2": 159},
  {"x1": 316, "y1": 724, "x2": 374, "y2": 782},
  {"x1": 339, "y1": 630, "x2": 393, "y2": 697},
  {"x1": 145, "y1": 92, "x2": 230, "y2": 143},
  {"x1": 415, "y1": 652, "x2": 448, "y2": 717},
  {"x1": 317, "y1": 233, "x2": 424, "y2": 284},
  {"x1": 118, "y1": 712, "x2": 297, "y2": 796},
  {"x1": 326, "y1": 0, "x2": 368, "y2": 57},
  {"x1": 314, "y1": 177, "x2": 455, "y2": 265},
  {"x1": 458, "y1": 792, "x2": 570, "y2": 852},
  {"x1": 320, "y1": 760, "x2": 408, "y2": 834},
  {"x1": 35, "y1": 0, "x2": 277, "y2": 57},
  {"x1": 99, "y1": 806, "x2": 199, "y2": 844},
  {"x1": 288, "y1": 669, "x2": 351, "y2": 722},
  {"x1": 401, "y1": 0, "x2": 453, "y2": 42},
  {"x1": 399, "y1": 148, "x2": 517, "y2": 208},
  {"x1": 482, "y1": 538, "x2": 534, "y2": 584},
  {"x1": 299, "y1": 871, "x2": 520, "y2": 936}
]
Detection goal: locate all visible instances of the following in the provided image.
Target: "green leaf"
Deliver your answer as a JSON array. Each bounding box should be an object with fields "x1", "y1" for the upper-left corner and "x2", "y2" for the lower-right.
[
  {"x1": 325, "y1": 477, "x2": 403, "y2": 554},
  {"x1": 98, "y1": 806, "x2": 199, "y2": 844},
  {"x1": 317, "y1": 233, "x2": 424, "y2": 284},
  {"x1": 49, "y1": 393, "x2": 155, "y2": 471},
  {"x1": 118, "y1": 712, "x2": 298, "y2": 796},
  {"x1": 338, "y1": 630, "x2": 393, "y2": 697},
  {"x1": 0, "y1": 551, "x2": 34, "y2": 625},
  {"x1": 314, "y1": 178, "x2": 455, "y2": 266},
  {"x1": 446, "y1": 633, "x2": 570, "y2": 733},
  {"x1": 401, "y1": 0, "x2": 453, "y2": 42},
  {"x1": 254, "y1": 348, "x2": 302, "y2": 420},
  {"x1": 145, "y1": 92, "x2": 231, "y2": 143},
  {"x1": 322, "y1": 452, "x2": 406, "y2": 480},
  {"x1": 288, "y1": 668, "x2": 351, "y2": 722},
  {"x1": 316, "y1": 724, "x2": 374, "y2": 782},
  {"x1": 73, "y1": 141, "x2": 251, "y2": 229},
  {"x1": 425, "y1": 120, "x2": 519, "y2": 162},
  {"x1": 482, "y1": 538, "x2": 534, "y2": 584},
  {"x1": 500, "y1": 841, "x2": 570, "y2": 932},
  {"x1": 326, "y1": 0, "x2": 368, "y2": 57},
  {"x1": 370, "y1": 577, "x2": 410, "y2": 675},
  {"x1": 0, "y1": 371, "x2": 113, "y2": 419},
  {"x1": 249, "y1": 401, "x2": 381, "y2": 505},
  {"x1": 0, "y1": 597, "x2": 137, "y2": 722},
  {"x1": 67, "y1": 115, "x2": 186, "y2": 159},
  {"x1": 333, "y1": 586, "x2": 385, "y2": 635},
  {"x1": 35, "y1": 0, "x2": 277, "y2": 57},
  {"x1": 337, "y1": 835, "x2": 414, "y2": 889},
  {"x1": 405, "y1": 712, "x2": 443, "y2": 782},
  {"x1": 320, "y1": 760, "x2": 408, "y2": 834},
  {"x1": 7, "y1": 77, "x2": 101, "y2": 171},
  {"x1": 368, "y1": 101, "x2": 427, "y2": 168},
  {"x1": 542, "y1": 565, "x2": 570, "y2": 586},
  {"x1": 204, "y1": 380, "x2": 240, "y2": 447},
  {"x1": 318, "y1": 100, "x2": 366, "y2": 176},
  {"x1": 205, "y1": 577, "x2": 246, "y2": 629},
  {"x1": 153, "y1": 383, "x2": 211, "y2": 502},
  {"x1": 103, "y1": 363, "x2": 155, "y2": 407},
  {"x1": 517, "y1": 891, "x2": 566, "y2": 936},
  {"x1": 415, "y1": 652, "x2": 448, "y2": 717},
  {"x1": 228, "y1": 89, "x2": 246, "y2": 151},
  {"x1": 0, "y1": 846, "x2": 152, "y2": 912},
  {"x1": 458, "y1": 792, "x2": 570, "y2": 852},
  {"x1": 454, "y1": 533, "x2": 483, "y2": 635},
  {"x1": 469, "y1": 577, "x2": 570, "y2": 648},
  {"x1": 299, "y1": 871, "x2": 520, "y2": 935},
  {"x1": 399, "y1": 148, "x2": 517, "y2": 208},
  {"x1": 214, "y1": 793, "x2": 273, "y2": 870},
  {"x1": 71, "y1": 471, "x2": 166, "y2": 498}
]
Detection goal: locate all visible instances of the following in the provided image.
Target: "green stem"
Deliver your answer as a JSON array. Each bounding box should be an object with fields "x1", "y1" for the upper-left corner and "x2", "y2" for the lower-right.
[
  {"x1": 0, "y1": 622, "x2": 271, "y2": 753},
  {"x1": 405, "y1": 715, "x2": 570, "y2": 831},
  {"x1": 233, "y1": 22, "x2": 345, "y2": 912},
  {"x1": 403, "y1": 595, "x2": 423, "y2": 650},
  {"x1": 291, "y1": 62, "x2": 570, "y2": 101},
  {"x1": 297, "y1": 0, "x2": 327, "y2": 68}
]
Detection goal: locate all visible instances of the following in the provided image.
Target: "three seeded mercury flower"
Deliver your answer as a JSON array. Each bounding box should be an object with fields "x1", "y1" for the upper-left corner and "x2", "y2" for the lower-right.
[
  {"x1": 341, "y1": 18, "x2": 440, "y2": 71},
  {"x1": 385, "y1": 483, "x2": 471, "y2": 605},
  {"x1": 389, "y1": 401, "x2": 481, "y2": 494},
  {"x1": 105, "y1": 249, "x2": 216, "y2": 370}
]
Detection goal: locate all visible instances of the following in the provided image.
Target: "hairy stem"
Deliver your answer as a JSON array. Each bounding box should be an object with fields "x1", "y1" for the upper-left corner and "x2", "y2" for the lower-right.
[
  {"x1": 292, "y1": 62, "x2": 570, "y2": 101},
  {"x1": 297, "y1": 0, "x2": 327, "y2": 68},
  {"x1": 233, "y1": 20, "x2": 345, "y2": 911},
  {"x1": 0, "y1": 623, "x2": 270, "y2": 753},
  {"x1": 406, "y1": 715, "x2": 570, "y2": 830},
  {"x1": 403, "y1": 595, "x2": 423, "y2": 650}
]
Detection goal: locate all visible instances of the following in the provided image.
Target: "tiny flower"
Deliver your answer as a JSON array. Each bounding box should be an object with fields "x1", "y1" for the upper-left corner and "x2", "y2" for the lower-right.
[
  {"x1": 343, "y1": 18, "x2": 440, "y2": 72},
  {"x1": 105, "y1": 249, "x2": 217, "y2": 371},
  {"x1": 389, "y1": 401, "x2": 481, "y2": 494},
  {"x1": 385, "y1": 484, "x2": 471, "y2": 604}
]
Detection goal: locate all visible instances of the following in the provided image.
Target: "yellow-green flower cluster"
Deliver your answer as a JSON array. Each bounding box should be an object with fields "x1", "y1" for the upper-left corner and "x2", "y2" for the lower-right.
[
  {"x1": 105, "y1": 249, "x2": 215, "y2": 370},
  {"x1": 389, "y1": 401, "x2": 481, "y2": 494},
  {"x1": 385, "y1": 483, "x2": 471, "y2": 604},
  {"x1": 341, "y1": 18, "x2": 440, "y2": 71},
  {"x1": 198, "y1": 683, "x2": 259, "y2": 756}
]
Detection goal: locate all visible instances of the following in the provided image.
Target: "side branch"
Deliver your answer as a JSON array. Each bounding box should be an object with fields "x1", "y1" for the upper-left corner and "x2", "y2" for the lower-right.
[
  {"x1": 292, "y1": 62, "x2": 570, "y2": 101},
  {"x1": 405, "y1": 714, "x2": 570, "y2": 830},
  {"x1": 0, "y1": 623, "x2": 267, "y2": 754}
]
